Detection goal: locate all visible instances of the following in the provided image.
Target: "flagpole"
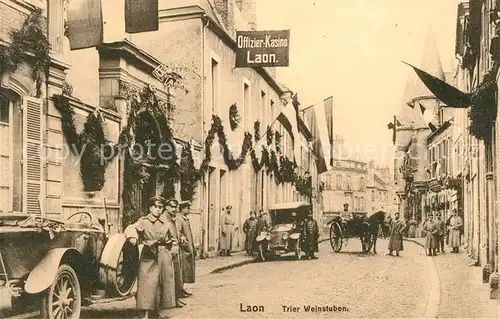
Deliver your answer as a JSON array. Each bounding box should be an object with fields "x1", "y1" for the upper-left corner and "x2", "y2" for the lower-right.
[{"x1": 247, "y1": 116, "x2": 281, "y2": 153}]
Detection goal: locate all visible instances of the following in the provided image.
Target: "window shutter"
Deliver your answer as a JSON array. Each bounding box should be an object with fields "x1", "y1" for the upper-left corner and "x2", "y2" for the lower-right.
[{"x1": 22, "y1": 97, "x2": 44, "y2": 215}]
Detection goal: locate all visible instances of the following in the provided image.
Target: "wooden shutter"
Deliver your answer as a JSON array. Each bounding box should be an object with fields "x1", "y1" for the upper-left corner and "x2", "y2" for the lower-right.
[{"x1": 22, "y1": 97, "x2": 44, "y2": 215}]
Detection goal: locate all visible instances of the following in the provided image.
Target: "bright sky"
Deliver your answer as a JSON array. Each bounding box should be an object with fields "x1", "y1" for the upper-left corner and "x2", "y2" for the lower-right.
[{"x1": 256, "y1": 0, "x2": 462, "y2": 167}]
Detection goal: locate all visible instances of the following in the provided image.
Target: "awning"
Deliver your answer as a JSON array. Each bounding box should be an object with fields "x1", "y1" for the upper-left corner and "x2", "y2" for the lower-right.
[{"x1": 403, "y1": 62, "x2": 472, "y2": 108}]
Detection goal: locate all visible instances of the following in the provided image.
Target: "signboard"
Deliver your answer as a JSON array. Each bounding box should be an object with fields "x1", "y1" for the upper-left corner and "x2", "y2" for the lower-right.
[{"x1": 235, "y1": 30, "x2": 290, "y2": 68}]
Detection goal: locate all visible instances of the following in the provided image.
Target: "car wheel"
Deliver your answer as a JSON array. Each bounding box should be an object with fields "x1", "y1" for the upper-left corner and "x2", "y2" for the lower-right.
[
  {"x1": 295, "y1": 241, "x2": 302, "y2": 260},
  {"x1": 258, "y1": 243, "x2": 266, "y2": 261},
  {"x1": 41, "y1": 264, "x2": 81, "y2": 319}
]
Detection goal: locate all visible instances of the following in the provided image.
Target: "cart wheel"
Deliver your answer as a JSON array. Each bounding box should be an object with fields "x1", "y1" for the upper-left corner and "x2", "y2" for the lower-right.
[
  {"x1": 295, "y1": 241, "x2": 302, "y2": 260},
  {"x1": 41, "y1": 264, "x2": 81, "y2": 319},
  {"x1": 258, "y1": 243, "x2": 266, "y2": 261},
  {"x1": 330, "y1": 222, "x2": 343, "y2": 252}
]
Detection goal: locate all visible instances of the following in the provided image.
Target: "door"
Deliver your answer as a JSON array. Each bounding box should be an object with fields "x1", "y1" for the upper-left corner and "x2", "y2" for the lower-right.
[{"x1": 207, "y1": 167, "x2": 217, "y2": 252}]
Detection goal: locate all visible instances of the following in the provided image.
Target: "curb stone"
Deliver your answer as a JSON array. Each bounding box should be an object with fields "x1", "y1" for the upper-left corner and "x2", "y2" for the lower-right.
[
  {"x1": 404, "y1": 238, "x2": 425, "y2": 248},
  {"x1": 210, "y1": 239, "x2": 330, "y2": 274},
  {"x1": 209, "y1": 257, "x2": 259, "y2": 274}
]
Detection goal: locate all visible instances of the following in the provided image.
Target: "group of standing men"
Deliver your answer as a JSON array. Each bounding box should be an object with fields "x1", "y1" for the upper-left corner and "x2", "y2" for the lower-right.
[
  {"x1": 422, "y1": 208, "x2": 463, "y2": 256},
  {"x1": 242, "y1": 210, "x2": 269, "y2": 255},
  {"x1": 124, "y1": 196, "x2": 197, "y2": 319}
]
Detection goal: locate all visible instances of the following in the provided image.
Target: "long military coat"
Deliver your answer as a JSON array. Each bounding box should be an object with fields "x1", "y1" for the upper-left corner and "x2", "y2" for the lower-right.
[
  {"x1": 301, "y1": 218, "x2": 319, "y2": 253},
  {"x1": 124, "y1": 213, "x2": 176, "y2": 310},
  {"x1": 448, "y1": 215, "x2": 463, "y2": 248},
  {"x1": 220, "y1": 212, "x2": 234, "y2": 250},
  {"x1": 166, "y1": 213, "x2": 184, "y2": 297},
  {"x1": 422, "y1": 220, "x2": 437, "y2": 249},
  {"x1": 388, "y1": 218, "x2": 406, "y2": 252},
  {"x1": 178, "y1": 214, "x2": 196, "y2": 283},
  {"x1": 243, "y1": 217, "x2": 258, "y2": 252}
]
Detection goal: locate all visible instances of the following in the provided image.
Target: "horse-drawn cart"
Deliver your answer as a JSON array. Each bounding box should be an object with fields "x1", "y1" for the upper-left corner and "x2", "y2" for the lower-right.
[{"x1": 327, "y1": 211, "x2": 386, "y2": 254}]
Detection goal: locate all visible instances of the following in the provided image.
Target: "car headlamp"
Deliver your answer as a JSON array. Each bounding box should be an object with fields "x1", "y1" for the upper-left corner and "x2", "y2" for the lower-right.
[
  {"x1": 282, "y1": 232, "x2": 289, "y2": 240},
  {"x1": 265, "y1": 234, "x2": 271, "y2": 240}
]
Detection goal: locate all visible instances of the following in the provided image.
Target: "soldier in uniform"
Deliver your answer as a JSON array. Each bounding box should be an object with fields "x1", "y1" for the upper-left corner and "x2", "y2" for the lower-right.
[
  {"x1": 163, "y1": 198, "x2": 186, "y2": 307},
  {"x1": 243, "y1": 211, "x2": 258, "y2": 255},
  {"x1": 448, "y1": 209, "x2": 463, "y2": 253},
  {"x1": 434, "y1": 213, "x2": 446, "y2": 253},
  {"x1": 220, "y1": 205, "x2": 235, "y2": 256},
  {"x1": 124, "y1": 196, "x2": 179, "y2": 319},
  {"x1": 301, "y1": 210, "x2": 319, "y2": 259},
  {"x1": 340, "y1": 203, "x2": 352, "y2": 233},
  {"x1": 256, "y1": 209, "x2": 270, "y2": 235},
  {"x1": 178, "y1": 200, "x2": 196, "y2": 296},
  {"x1": 422, "y1": 214, "x2": 437, "y2": 256}
]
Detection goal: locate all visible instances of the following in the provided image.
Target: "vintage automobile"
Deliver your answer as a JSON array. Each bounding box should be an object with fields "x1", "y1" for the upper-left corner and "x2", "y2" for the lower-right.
[
  {"x1": 256, "y1": 201, "x2": 310, "y2": 261},
  {"x1": 0, "y1": 212, "x2": 140, "y2": 319}
]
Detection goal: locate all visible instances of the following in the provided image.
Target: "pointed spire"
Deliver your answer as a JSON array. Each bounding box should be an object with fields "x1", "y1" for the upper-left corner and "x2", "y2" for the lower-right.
[{"x1": 397, "y1": 24, "x2": 444, "y2": 128}]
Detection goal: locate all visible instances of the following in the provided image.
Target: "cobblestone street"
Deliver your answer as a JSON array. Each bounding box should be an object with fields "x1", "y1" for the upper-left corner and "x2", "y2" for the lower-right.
[{"x1": 83, "y1": 239, "x2": 431, "y2": 318}]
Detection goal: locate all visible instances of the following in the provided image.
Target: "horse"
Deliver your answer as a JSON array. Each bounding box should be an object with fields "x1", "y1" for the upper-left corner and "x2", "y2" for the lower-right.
[{"x1": 358, "y1": 211, "x2": 386, "y2": 254}]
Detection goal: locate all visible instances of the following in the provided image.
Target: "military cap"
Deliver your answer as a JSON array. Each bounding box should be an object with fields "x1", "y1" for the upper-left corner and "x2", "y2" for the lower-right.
[
  {"x1": 179, "y1": 200, "x2": 191, "y2": 209},
  {"x1": 165, "y1": 198, "x2": 179, "y2": 207},
  {"x1": 148, "y1": 196, "x2": 165, "y2": 208}
]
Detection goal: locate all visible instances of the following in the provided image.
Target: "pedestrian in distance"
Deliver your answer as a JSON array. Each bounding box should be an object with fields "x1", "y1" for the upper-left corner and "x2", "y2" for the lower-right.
[
  {"x1": 422, "y1": 214, "x2": 437, "y2": 256},
  {"x1": 448, "y1": 209, "x2": 463, "y2": 253},
  {"x1": 164, "y1": 198, "x2": 186, "y2": 308},
  {"x1": 434, "y1": 213, "x2": 445, "y2": 253},
  {"x1": 387, "y1": 212, "x2": 406, "y2": 256},
  {"x1": 301, "y1": 210, "x2": 319, "y2": 259},
  {"x1": 124, "y1": 196, "x2": 178, "y2": 319},
  {"x1": 178, "y1": 200, "x2": 196, "y2": 296},
  {"x1": 243, "y1": 211, "x2": 258, "y2": 255},
  {"x1": 220, "y1": 205, "x2": 236, "y2": 256}
]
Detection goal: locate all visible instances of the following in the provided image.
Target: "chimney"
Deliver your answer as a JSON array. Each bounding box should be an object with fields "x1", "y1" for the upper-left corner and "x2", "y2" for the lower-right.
[
  {"x1": 235, "y1": 0, "x2": 257, "y2": 30},
  {"x1": 213, "y1": 0, "x2": 235, "y2": 35}
]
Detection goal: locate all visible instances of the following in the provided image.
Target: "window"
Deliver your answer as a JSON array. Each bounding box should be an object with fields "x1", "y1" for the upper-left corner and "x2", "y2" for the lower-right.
[
  {"x1": 359, "y1": 177, "x2": 365, "y2": 190},
  {"x1": 260, "y1": 91, "x2": 266, "y2": 128},
  {"x1": 243, "y1": 81, "x2": 250, "y2": 130},
  {"x1": 336, "y1": 174, "x2": 341, "y2": 189},
  {"x1": 211, "y1": 59, "x2": 219, "y2": 114},
  {"x1": 346, "y1": 175, "x2": 351, "y2": 190},
  {"x1": 0, "y1": 94, "x2": 23, "y2": 213},
  {"x1": 0, "y1": 96, "x2": 11, "y2": 212}
]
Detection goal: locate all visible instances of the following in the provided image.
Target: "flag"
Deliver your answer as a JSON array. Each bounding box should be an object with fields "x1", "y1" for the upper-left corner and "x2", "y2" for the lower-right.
[
  {"x1": 387, "y1": 115, "x2": 402, "y2": 145},
  {"x1": 277, "y1": 100, "x2": 301, "y2": 165},
  {"x1": 67, "y1": 0, "x2": 103, "y2": 50},
  {"x1": 303, "y1": 96, "x2": 334, "y2": 174},
  {"x1": 125, "y1": 0, "x2": 159, "y2": 34},
  {"x1": 418, "y1": 102, "x2": 437, "y2": 131},
  {"x1": 403, "y1": 61, "x2": 472, "y2": 108}
]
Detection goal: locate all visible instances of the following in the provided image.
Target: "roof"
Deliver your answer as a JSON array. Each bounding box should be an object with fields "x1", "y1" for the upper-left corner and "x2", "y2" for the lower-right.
[{"x1": 268, "y1": 202, "x2": 310, "y2": 211}]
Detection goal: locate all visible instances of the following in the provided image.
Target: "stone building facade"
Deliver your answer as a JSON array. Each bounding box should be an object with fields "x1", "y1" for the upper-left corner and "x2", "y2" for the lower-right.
[{"x1": 0, "y1": 0, "x2": 320, "y2": 260}]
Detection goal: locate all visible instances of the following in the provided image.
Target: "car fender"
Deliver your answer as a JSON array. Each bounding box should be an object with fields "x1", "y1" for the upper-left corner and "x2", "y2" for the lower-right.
[
  {"x1": 289, "y1": 233, "x2": 300, "y2": 240},
  {"x1": 25, "y1": 248, "x2": 84, "y2": 294},
  {"x1": 256, "y1": 234, "x2": 265, "y2": 242}
]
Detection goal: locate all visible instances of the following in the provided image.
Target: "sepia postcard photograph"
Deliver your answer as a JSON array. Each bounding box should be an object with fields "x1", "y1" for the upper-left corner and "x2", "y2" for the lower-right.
[{"x1": 0, "y1": 0, "x2": 499, "y2": 318}]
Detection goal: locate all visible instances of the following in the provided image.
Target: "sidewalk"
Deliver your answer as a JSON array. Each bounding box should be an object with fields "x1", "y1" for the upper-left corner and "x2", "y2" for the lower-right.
[{"x1": 405, "y1": 237, "x2": 499, "y2": 318}]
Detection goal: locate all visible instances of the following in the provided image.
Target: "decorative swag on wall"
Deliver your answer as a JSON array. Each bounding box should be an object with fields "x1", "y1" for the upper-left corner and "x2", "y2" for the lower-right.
[
  {"x1": 0, "y1": 8, "x2": 51, "y2": 98},
  {"x1": 53, "y1": 86, "x2": 312, "y2": 205}
]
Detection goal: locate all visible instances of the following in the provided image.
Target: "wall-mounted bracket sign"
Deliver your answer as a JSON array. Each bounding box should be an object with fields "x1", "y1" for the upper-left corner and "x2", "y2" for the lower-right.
[{"x1": 235, "y1": 30, "x2": 290, "y2": 68}]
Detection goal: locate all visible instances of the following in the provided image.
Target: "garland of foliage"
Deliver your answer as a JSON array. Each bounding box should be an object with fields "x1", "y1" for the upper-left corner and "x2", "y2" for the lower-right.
[
  {"x1": 275, "y1": 131, "x2": 281, "y2": 153},
  {"x1": 266, "y1": 126, "x2": 273, "y2": 146},
  {"x1": 249, "y1": 146, "x2": 312, "y2": 197},
  {"x1": 469, "y1": 62, "x2": 499, "y2": 143},
  {"x1": 0, "y1": 8, "x2": 50, "y2": 97},
  {"x1": 254, "y1": 120, "x2": 261, "y2": 142},
  {"x1": 229, "y1": 103, "x2": 240, "y2": 131},
  {"x1": 179, "y1": 145, "x2": 200, "y2": 201}
]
